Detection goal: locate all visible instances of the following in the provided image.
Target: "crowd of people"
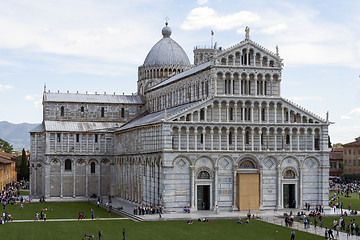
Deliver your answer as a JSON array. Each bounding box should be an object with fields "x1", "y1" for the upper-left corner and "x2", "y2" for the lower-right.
[
  {"x1": 1, "y1": 181, "x2": 29, "y2": 224},
  {"x1": 133, "y1": 204, "x2": 164, "y2": 217}
]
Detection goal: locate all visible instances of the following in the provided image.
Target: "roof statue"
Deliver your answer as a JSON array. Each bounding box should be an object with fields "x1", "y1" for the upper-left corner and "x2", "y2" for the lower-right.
[
  {"x1": 276, "y1": 45, "x2": 279, "y2": 57},
  {"x1": 245, "y1": 26, "x2": 250, "y2": 40}
]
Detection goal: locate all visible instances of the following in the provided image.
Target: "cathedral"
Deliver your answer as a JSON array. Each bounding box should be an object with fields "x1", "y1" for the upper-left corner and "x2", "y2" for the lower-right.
[{"x1": 30, "y1": 22, "x2": 330, "y2": 212}]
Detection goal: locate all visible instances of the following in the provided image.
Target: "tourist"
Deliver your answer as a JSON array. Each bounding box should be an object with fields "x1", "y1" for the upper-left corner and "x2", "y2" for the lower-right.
[
  {"x1": 122, "y1": 228, "x2": 126, "y2": 240},
  {"x1": 44, "y1": 213, "x2": 46, "y2": 221},
  {"x1": 98, "y1": 230, "x2": 102, "y2": 240},
  {"x1": 35, "y1": 212, "x2": 39, "y2": 221},
  {"x1": 324, "y1": 227, "x2": 328, "y2": 239},
  {"x1": 91, "y1": 209, "x2": 94, "y2": 219},
  {"x1": 328, "y1": 228, "x2": 334, "y2": 239},
  {"x1": 290, "y1": 230, "x2": 295, "y2": 240}
]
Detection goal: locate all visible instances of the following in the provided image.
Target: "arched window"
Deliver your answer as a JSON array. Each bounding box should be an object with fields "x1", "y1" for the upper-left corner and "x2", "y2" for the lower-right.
[
  {"x1": 283, "y1": 169, "x2": 296, "y2": 179},
  {"x1": 60, "y1": 106, "x2": 65, "y2": 116},
  {"x1": 229, "y1": 132, "x2": 233, "y2": 145},
  {"x1": 80, "y1": 106, "x2": 84, "y2": 112},
  {"x1": 197, "y1": 171, "x2": 210, "y2": 179},
  {"x1": 121, "y1": 108, "x2": 125, "y2": 118},
  {"x1": 239, "y1": 160, "x2": 255, "y2": 169},
  {"x1": 245, "y1": 131, "x2": 250, "y2": 144},
  {"x1": 65, "y1": 159, "x2": 72, "y2": 171},
  {"x1": 91, "y1": 162, "x2": 95, "y2": 173}
]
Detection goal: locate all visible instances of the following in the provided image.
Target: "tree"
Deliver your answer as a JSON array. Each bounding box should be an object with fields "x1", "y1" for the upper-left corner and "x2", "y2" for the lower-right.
[
  {"x1": 0, "y1": 138, "x2": 13, "y2": 153},
  {"x1": 19, "y1": 148, "x2": 29, "y2": 181},
  {"x1": 333, "y1": 143, "x2": 343, "y2": 148}
]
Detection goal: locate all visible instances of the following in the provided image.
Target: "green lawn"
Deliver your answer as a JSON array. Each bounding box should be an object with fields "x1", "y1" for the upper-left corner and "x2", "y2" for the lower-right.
[
  {"x1": 0, "y1": 219, "x2": 324, "y2": 240},
  {"x1": 2, "y1": 202, "x2": 121, "y2": 220},
  {"x1": 330, "y1": 190, "x2": 360, "y2": 210},
  {"x1": 18, "y1": 190, "x2": 29, "y2": 196}
]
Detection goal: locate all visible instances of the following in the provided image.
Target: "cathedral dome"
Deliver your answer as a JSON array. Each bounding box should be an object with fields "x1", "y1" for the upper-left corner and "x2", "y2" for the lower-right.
[{"x1": 143, "y1": 23, "x2": 190, "y2": 67}]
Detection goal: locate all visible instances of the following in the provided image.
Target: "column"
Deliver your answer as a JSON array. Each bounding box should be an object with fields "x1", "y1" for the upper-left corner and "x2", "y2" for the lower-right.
[
  {"x1": 226, "y1": 103, "x2": 229, "y2": 122},
  {"x1": 230, "y1": 76, "x2": 234, "y2": 95},
  {"x1": 259, "y1": 105, "x2": 262, "y2": 123},
  {"x1": 234, "y1": 103, "x2": 238, "y2": 122},
  {"x1": 178, "y1": 128, "x2": 181, "y2": 150},
  {"x1": 194, "y1": 128, "x2": 198, "y2": 150},
  {"x1": 281, "y1": 130, "x2": 285, "y2": 150},
  {"x1": 186, "y1": 128, "x2": 190, "y2": 151},
  {"x1": 274, "y1": 134, "x2": 277, "y2": 150},
  {"x1": 277, "y1": 166, "x2": 282, "y2": 209},
  {"x1": 289, "y1": 132, "x2": 293, "y2": 150},
  {"x1": 226, "y1": 128, "x2": 230, "y2": 150},
  {"x1": 312, "y1": 132, "x2": 315, "y2": 151},
  {"x1": 218, "y1": 104, "x2": 221, "y2": 122},
  {"x1": 299, "y1": 167, "x2": 303, "y2": 209},
  {"x1": 287, "y1": 110, "x2": 290, "y2": 123},
  {"x1": 242, "y1": 105, "x2": 245, "y2": 123},
  {"x1": 259, "y1": 130, "x2": 262, "y2": 150},
  {"x1": 251, "y1": 129, "x2": 254, "y2": 151},
  {"x1": 274, "y1": 105, "x2": 277, "y2": 123},
  {"x1": 281, "y1": 107, "x2": 284, "y2": 123},
  {"x1": 242, "y1": 131, "x2": 245, "y2": 150},
  {"x1": 232, "y1": 168, "x2": 237, "y2": 210},
  {"x1": 251, "y1": 103, "x2": 254, "y2": 123},
  {"x1": 266, "y1": 130, "x2": 269, "y2": 150},
  {"x1": 85, "y1": 161, "x2": 88, "y2": 197},
  {"x1": 297, "y1": 132, "x2": 300, "y2": 151},
  {"x1": 204, "y1": 106, "x2": 207, "y2": 121},
  {"x1": 214, "y1": 167, "x2": 218, "y2": 207},
  {"x1": 218, "y1": 129, "x2": 222, "y2": 150},
  {"x1": 202, "y1": 129, "x2": 206, "y2": 150},
  {"x1": 73, "y1": 162, "x2": 76, "y2": 197},
  {"x1": 266, "y1": 103, "x2": 269, "y2": 123},
  {"x1": 98, "y1": 162, "x2": 101, "y2": 197},
  {"x1": 60, "y1": 160, "x2": 63, "y2": 198},
  {"x1": 234, "y1": 129, "x2": 238, "y2": 151},
  {"x1": 190, "y1": 166, "x2": 195, "y2": 209}
]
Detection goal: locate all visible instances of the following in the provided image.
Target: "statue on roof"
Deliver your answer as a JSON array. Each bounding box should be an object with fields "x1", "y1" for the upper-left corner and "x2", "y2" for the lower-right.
[
  {"x1": 245, "y1": 26, "x2": 250, "y2": 40},
  {"x1": 276, "y1": 45, "x2": 279, "y2": 56}
]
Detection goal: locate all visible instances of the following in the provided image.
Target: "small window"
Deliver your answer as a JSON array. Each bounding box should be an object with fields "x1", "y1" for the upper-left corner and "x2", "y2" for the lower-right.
[
  {"x1": 57, "y1": 133, "x2": 61, "y2": 142},
  {"x1": 286, "y1": 134, "x2": 290, "y2": 144},
  {"x1": 229, "y1": 108, "x2": 233, "y2": 121},
  {"x1": 245, "y1": 131, "x2": 250, "y2": 144},
  {"x1": 200, "y1": 134, "x2": 204, "y2": 144},
  {"x1": 229, "y1": 132, "x2": 233, "y2": 145},
  {"x1": 95, "y1": 134, "x2": 98, "y2": 143},
  {"x1": 60, "y1": 106, "x2": 65, "y2": 116},
  {"x1": 101, "y1": 107, "x2": 105, "y2": 117},
  {"x1": 91, "y1": 162, "x2": 95, "y2": 173},
  {"x1": 76, "y1": 134, "x2": 79, "y2": 143},
  {"x1": 121, "y1": 108, "x2": 125, "y2": 118},
  {"x1": 81, "y1": 106, "x2": 84, "y2": 112},
  {"x1": 65, "y1": 159, "x2": 72, "y2": 171},
  {"x1": 200, "y1": 109, "x2": 204, "y2": 120}
]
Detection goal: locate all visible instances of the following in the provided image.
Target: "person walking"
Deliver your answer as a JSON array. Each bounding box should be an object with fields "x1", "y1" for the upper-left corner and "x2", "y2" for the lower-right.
[
  {"x1": 122, "y1": 228, "x2": 126, "y2": 240},
  {"x1": 290, "y1": 230, "x2": 295, "y2": 240},
  {"x1": 324, "y1": 227, "x2": 328, "y2": 239},
  {"x1": 98, "y1": 230, "x2": 102, "y2": 240},
  {"x1": 91, "y1": 209, "x2": 94, "y2": 219},
  {"x1": 44, "y1": 213, "x2": 46, "y2": 222},
  {"x1": 328, "y1": 228, "x2": 334, "y2": 239}
]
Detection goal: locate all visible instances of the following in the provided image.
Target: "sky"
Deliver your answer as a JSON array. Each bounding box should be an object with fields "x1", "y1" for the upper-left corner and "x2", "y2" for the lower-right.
[{"x1": 0, "y1": 0, "x2": 359, "y2": 145}]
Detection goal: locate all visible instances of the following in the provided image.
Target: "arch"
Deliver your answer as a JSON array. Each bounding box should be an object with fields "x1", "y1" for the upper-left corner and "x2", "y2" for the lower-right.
[
  {"x1": 283, "y1": 169, "x2": 296, "y2": 179},
  {"x1": 64, "y1": 159, "x2": 72, "y2": 170},
  {"x1": 90, "y1": 162, "x2": 96, "y2": 173}
]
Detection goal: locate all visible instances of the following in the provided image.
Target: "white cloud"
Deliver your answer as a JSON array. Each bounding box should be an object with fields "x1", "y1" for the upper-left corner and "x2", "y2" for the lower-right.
[
  {"x1": 350, "y1": 108, "x2": 360, "y2": 115},
  {"x1": 197, "y1": 0, "x2": 208, "y2": 5},
  {"x1": 261, "y1": 23, "x2": 287, "y2": 35},
  {"x1": 25, "y1": 95, "x2": 42, "y2": 108},
  {"x1": 181, "y1": 7, "x2": 260, "y2": 31},
  {"x1": 0, "y1": 84, "x2": 13, "y2": 92},
  {"x1": 340, "y1": 115, "x2": 352, "y2": 120}
]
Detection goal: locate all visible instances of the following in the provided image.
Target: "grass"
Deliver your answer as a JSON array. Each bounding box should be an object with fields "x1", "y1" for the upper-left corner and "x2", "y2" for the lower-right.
[
  {"x1": 329, "y1": 190, "x2": 360, "y2": 210},
  {"x1": 18, "y1": 190, "x2": 29, "y2": 196},
  {"x1": 2, "y1": 202, "x2": 121, "y2": 220},
  {"x1": 0, "y1": 219, "x2": 324, "y2": 240}
]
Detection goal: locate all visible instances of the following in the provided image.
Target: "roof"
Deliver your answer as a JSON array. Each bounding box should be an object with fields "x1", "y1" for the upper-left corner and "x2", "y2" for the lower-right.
[
  {"x1": 0, "y1": 151, "x2": 16, "y2": 164},
  {"x1": 0, "y1": 151, "x2": 15, "y2": 160},
  {"x1": 330, "y1": 148, "x2": 343, "y2": 160},
  {"x1": 44, "y1": 92, "x2": 144, "y2": 105},
  {"x1": 117, "y1": 102, "x2": 199, "y2": 131},
  {"x1": 44, "y1": 121, "x2": 124, "y2": 132},
  {"x1": 148, "y1": 61, "x2": 211, "y2": 91},
  {"x1": 143, "y1": 25, "x2": 190, "y2": 67},
  {"x1": 343, "y1": 137, "x2": 360, "y2": 147},
  {"x1": 30, "y1": 124, "x2": 45, "y2": 133}
]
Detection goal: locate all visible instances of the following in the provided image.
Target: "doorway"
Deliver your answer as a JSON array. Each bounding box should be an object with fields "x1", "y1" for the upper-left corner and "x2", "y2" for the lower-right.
[
  {"x1": 283, "y1": 184, "x2": 296, "y2": 208},
  {"x1": 237, "y1": 173, "x2": 260, "y2": 210},
  {"x1": 197, "y1": 185, "x2": 210, "y2": 210}
]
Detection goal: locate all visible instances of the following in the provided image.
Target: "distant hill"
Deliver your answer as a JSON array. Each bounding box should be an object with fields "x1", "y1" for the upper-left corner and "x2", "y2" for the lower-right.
[{"x1": 0, "y1": 121, "x2": 40, "y2": 150}]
